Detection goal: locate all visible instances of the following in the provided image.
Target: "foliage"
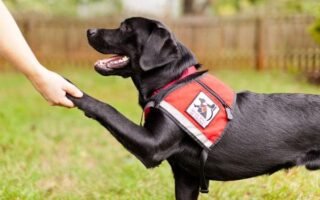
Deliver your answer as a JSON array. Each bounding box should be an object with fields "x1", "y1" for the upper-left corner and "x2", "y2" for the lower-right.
[
  {"x1": 4, "y1": 0, "x2": 122, "y2": 17},
  {"x1": 208, "y1": 0, "x2": 320, "y2": 45},
  {"x1": 211, "y1": 0, "x2": 262, "y2": 16},
  {"x1": 309, "y1": 20, "x2": 320, "y2": 45},
  {"x1": 304, "y1": 1, "x2": 320, "y2": 45},
  {"x1": 210, "y1": 0, "x2": 320, "y2": 16},
  {"x1": 1, "y1": 67, "x2": 320, "y2": 199}
]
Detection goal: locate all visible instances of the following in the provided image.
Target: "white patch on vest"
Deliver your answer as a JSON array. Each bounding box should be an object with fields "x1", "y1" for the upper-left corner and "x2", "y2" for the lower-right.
[
  {"x1": 186, "y1": 92, "x2": 219, "y2": 128},
  {"x1": 159, "y1": 101, "x2": 213, "y2": 149}
]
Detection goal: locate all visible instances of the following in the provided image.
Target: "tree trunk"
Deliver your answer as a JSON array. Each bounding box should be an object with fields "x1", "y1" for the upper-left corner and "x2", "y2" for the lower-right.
[{"x1": 183, "y1": 0, "x2": 194, "y2": 15}]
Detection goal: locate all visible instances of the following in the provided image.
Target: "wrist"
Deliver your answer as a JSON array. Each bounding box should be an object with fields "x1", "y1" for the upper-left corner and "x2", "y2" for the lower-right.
[{"x1": 25, "y1": 63, "x2": 48, "y2": 83}]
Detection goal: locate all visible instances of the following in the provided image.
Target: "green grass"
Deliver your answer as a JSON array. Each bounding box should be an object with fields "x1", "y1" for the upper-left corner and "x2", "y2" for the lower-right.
[{"x1": 0, "y1": 67, "x2": 320, "y2": 200}]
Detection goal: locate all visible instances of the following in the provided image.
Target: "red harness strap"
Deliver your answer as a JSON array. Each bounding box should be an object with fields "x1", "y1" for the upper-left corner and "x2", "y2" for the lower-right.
[
  {"x1": 144, "y1": 66, "x2": 197, "y2": 118},
  {"x1": 152, "y1": 66, "x2": 198, "y2": 96}
]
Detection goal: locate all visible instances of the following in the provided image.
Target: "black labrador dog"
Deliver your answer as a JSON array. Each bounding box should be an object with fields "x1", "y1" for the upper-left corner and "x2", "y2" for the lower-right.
[{"x1": 67, "y1": 17, "x2": 320, "y2": 200}]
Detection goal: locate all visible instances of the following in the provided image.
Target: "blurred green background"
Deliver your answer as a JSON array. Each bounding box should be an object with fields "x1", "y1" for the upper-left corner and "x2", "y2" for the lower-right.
[{"x1": 1, "y1": 0, "x2": 320, "y2": 199}]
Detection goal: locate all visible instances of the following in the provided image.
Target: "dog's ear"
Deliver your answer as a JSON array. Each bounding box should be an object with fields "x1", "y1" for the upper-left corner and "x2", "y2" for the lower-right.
[{"x1": 139, "y1": 24, "x2": 179, "y2": 71}]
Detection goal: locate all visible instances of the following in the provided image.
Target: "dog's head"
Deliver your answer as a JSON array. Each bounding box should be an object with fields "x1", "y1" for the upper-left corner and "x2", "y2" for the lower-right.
[{"x1": 87, "y1": 17, "x2": 182, "y2": 77}]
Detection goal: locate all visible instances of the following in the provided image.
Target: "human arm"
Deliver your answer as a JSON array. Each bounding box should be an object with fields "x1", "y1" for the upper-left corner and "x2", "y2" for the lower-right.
[{"x1": 0, "y1": 1, "x2": 82, "y2": 107}]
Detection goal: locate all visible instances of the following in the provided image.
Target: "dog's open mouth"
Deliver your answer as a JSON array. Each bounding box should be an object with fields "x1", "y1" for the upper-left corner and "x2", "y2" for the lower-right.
[{"x1": 94, "y1": 55, "x2": 130, "y2": 71}]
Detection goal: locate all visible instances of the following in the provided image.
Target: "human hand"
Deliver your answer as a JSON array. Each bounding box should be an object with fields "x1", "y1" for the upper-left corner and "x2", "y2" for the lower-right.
[
  {"x1": 0, "y1": 1, "x2": 82, "y2": 107},
  {"x1": 29, "y1": 67, "x2": 83, "y2": 108}
]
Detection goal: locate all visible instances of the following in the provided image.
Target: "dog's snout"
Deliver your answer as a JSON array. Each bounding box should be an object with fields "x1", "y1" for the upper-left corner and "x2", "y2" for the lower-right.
[{"x1": 87, "y1": 28, "x2": 98, "y2": 37}]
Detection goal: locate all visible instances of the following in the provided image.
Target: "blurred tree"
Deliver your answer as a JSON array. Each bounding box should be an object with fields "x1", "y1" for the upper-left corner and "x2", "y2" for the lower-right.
[
  {"x1": 181, "y1": 0, "x2": 320, "y2": 45},
  {"x1": 306, "y1": 1, "x2": 320, "y2": 45},
  {"x1": 264, "y1": 0, "x2": 320, "y2": 45},
  {"x1": 203, "y1": 0, "x2": 318, "y2": 16},
  {"x1": 4, "y1": 0, "x2": 122, "y2": 17},
  {"x1": 180, "y1": 0, "x2": 270, "y2": 16},
  {"x1": 182, "y1": 0, "x2": 194, "y2": 15},
  {"x1": 210, "y1": 0, "x2": 263, "y2": 15},
  {"x1": 182, "y1": 0, "x2": 212, "y2": 15}
]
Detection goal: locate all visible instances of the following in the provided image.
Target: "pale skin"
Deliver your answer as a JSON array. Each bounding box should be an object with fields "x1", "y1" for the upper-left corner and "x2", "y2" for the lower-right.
[{"x1": 0, "y1": 1, "x2": 83, "y2": 108}]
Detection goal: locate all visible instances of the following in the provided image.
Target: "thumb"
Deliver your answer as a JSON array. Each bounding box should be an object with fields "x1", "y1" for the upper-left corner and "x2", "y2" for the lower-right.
[
  {"x1": 64, "y1": 82, "x2": 83, "y2": 98},
  {"x1": 59, "y1": 97, "x2": 75, "y2": 108}
]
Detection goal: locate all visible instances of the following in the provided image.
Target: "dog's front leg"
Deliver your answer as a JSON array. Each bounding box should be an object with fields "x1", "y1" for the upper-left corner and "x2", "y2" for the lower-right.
[
  {"x1": 67, "y1": 93, "x2": 181, "y2": 168},
  {"x1": 171, "y1": 163, "x2": 200, "y2": 200}
]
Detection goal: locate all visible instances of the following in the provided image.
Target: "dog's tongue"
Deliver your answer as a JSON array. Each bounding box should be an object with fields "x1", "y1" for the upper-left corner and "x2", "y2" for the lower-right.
[{"x1": 94, "y1": 55, "x2": 129, "y2": 70}]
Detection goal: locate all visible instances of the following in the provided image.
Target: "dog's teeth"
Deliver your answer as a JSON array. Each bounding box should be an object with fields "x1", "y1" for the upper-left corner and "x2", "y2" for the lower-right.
[{"x1": 96, "y1": 56, "x2": 129, "y2": 69}]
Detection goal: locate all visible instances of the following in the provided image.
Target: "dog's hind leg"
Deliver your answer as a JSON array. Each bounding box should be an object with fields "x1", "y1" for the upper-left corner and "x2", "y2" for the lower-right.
[
  {"x1": 305, "y1": 152, "x2": 320, "y2": 170},
  {"x1": 306, "y1": 159, "x2": 320, "y2": 170},
  {"x1": 171, "y1": 164, "x2": 200, "y2": 200},
  {"x1": 298, "y1": 149, "x2": 320, "y2": 170}
]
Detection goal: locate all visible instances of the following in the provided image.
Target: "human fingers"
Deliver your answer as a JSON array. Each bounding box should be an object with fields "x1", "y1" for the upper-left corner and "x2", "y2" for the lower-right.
[{"x1": 63, "y1": 81, "x2": 83, "y2": 98}]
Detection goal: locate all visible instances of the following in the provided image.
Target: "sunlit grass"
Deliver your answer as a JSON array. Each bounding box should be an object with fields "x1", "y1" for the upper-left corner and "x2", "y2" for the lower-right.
[{"x1": 0, "y1": 67, "x2": 319, "y2": 200}]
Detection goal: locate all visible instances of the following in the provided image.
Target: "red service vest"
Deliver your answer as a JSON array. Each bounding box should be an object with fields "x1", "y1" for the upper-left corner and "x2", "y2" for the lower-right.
[{"x1": 144, "y1": 72, "x2": 235, "y2": 151}]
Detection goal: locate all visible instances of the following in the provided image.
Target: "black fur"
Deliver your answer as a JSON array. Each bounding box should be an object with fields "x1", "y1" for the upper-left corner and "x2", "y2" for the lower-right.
[{"x1": 67, "y1": 17, "x2": 320, "y2": 200}]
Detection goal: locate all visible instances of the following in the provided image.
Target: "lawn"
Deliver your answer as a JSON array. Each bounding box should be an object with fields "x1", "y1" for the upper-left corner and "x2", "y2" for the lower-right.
[{"x1": 0, "y1": 67, "x2": 320, "y2": 200}]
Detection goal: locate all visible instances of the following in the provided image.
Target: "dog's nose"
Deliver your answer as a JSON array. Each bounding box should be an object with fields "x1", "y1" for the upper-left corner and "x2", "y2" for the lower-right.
[{"x1": 87, "y1": 28, "x2": 98, "y2": 37}]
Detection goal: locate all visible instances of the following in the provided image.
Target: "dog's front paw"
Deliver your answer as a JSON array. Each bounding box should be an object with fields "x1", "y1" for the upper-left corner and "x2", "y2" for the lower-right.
[
  {"x1": 66, "y1": 93, "x2": 100, "y2": 119},
  {"x1": 66, "y1": 93, "x2": 89, "y2": 109}
]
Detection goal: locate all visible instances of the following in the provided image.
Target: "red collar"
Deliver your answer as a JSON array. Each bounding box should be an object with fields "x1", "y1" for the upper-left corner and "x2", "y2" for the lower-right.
[{"x1": 151, "y1": 66, "x2": 197, "y2": 97}]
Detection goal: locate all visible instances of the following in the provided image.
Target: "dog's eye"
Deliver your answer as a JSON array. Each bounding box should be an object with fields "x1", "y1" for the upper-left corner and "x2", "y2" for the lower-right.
[{"x1": 120, "y1": 24, "x2": 132, "y2": 32}]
